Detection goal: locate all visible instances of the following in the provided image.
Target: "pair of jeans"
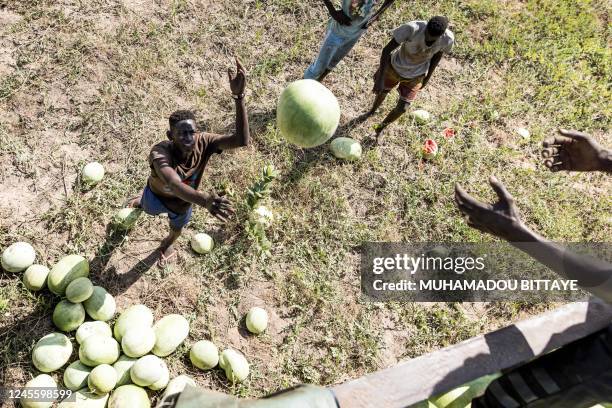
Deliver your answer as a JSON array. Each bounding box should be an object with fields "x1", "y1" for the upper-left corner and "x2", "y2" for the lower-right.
[
  {"x1": 141, "y1": 185, "x2": 192, "y2": 230},
  {"x1": 304, "y1": 26, "x2": 365, "y2": 80}
]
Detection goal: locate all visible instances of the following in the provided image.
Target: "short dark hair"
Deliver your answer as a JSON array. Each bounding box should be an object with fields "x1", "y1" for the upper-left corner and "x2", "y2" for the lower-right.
[
  {"x1": 426, "y1": 16, "x2": 449, "y2": 37},
  {"x1": 168, "y1": 110, "x2": 196, "y2": 128}
]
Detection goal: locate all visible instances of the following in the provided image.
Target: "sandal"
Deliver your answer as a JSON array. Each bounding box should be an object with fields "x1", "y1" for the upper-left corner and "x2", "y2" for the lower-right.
[{"x1": 157, "y1": 248, "x2": 178, "y2": 267}]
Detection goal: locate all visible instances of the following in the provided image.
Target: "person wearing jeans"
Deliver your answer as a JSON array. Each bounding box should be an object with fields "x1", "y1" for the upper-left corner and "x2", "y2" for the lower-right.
[{"x1": 304, "y1": 0, "x2": 395, "y2": 82}]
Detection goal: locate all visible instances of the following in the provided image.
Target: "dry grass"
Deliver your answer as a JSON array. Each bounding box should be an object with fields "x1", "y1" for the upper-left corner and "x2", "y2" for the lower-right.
[{"x1": 0, "y1": 0, "x2": 610, "y2": 403}]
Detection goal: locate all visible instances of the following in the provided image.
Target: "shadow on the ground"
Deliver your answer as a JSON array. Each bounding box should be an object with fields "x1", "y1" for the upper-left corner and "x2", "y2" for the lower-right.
[{"x1": 89, "y1": 223, "x2": 158, "y2": 297}]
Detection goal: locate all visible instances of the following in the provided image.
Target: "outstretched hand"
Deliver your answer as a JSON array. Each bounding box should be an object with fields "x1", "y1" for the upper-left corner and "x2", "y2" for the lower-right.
[
  {"x1": 454, "y1": 176, "x2": 527, "y2": 242},
  {"x1": 228, "y1": 57, "x2": 246, "y2": 97},
  {"x1": 542, "y1": 129, "x2": 606, "y2": 172},
  {"x1": 205, "y1": 193, "x2": 235, "y2": 222}
]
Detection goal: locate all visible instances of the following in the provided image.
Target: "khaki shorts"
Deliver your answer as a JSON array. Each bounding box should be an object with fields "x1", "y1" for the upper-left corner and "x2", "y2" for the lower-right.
[{"x1": 376, "y1": 66, "x2": 425, "y2": 102}]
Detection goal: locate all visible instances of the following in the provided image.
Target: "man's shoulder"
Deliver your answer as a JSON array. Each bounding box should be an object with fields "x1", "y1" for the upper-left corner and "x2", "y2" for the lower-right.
[
  {"x1": 149, "y1": 140, "x2": 174, "y2": 163},
  {"x1": 393, "y1": 20, "x2": 425, "y2": 41},
  {"x1": 197, "y1": 132, "x2": 223, "y2": 146},
  {"x1": 442, "y1": 29, "x2": 455, "y2": 45},
  {"x1": 406, "y1": 20, "x2": 427, "y2": 31},
  {"x1": 151, "y1": 140, "x2": 172, "y2": 154}
]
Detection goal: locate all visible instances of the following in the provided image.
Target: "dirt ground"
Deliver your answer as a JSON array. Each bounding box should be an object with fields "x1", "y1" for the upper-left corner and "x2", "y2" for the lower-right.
[{"x1": 0, "y1": 0, "x2": 610, "y2": 403}]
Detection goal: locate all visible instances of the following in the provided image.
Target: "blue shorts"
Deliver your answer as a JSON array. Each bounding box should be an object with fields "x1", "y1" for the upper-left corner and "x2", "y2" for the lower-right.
[{"x1": 141, "y1": 185, "x2": 192, "y2": 230}]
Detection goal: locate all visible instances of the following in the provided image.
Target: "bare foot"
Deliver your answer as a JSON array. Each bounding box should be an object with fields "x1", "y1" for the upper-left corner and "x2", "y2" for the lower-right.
[{"x1": 374, "y1": 124, "x2": 386, "y2": 144}]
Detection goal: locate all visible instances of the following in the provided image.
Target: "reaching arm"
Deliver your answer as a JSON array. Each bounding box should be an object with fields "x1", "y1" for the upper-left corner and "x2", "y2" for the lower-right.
[
  {"x1": 455, "y1": 176, "x2": 612, "y2": 301},
  {"x1": 321, "y1": 0, "x2": 351, "y2": 25},
  {"x1": 422, "y1": 51, "x2": 443, "y2": 88},
  {"x1": 153, "y1": 160, "x2": 234, "y2": 222},
  {"x1": 211, "y1": 58, "x2": 251, "y2": 151},
  {"x1": 362, "y1": 0, "x2": 396, "y2": 29},
  {"x1": 542, "y1": 129, "x2": 612, "y2": 173}
]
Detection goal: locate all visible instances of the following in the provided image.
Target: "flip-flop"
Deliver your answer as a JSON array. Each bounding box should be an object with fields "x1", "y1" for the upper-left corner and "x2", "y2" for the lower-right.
[
  {"x1": 123, "y1": 194, "x2": 142, "y2": 208},
  {"x1": 157, "y1": 248, "x2": 178, "y2": 267}
]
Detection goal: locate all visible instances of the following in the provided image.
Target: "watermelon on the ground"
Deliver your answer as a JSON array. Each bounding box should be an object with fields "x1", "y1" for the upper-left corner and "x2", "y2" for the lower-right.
[
  {"x1": 63, "y1": 361, "x2": 92, "y2": 391},
  {"x1": 23, "y1": 264, "x2": 49, "y2": 291},
  {"x1": 76, "y1": 321, "x2": 112, "y2": 344},
  {"x1": 113, "y1": 355, "x2": 137, "y2": 387},
  {"x1": 83, "y1": 286, "x2": 116, "y2": 321},
  {"x1": 108, "y1": 385, "x2": 150, "y2": 408},
  {"x1": 20, "y1": 374, "x2": 57, "y2": 408},
  {"x1": 32, "y1": 332, "x2": 72, "y2": 373},
  {"x1": 113, "y1": 304, "x2": 154, "y2": 342},
  {"x1": 48, "y1": 255, "x2": 89, "y2": 296},
  {"x1": 66, "y1": 277, "x2": 94, "y2": 303},
  {"x1": 2, "y1": 242, "x2": 35, "y2": 273},
  {"x1": 330, "y1": 137, "x2": 362, "y2": 161},
  {"x1": 53, "y1": 300, "x2": 86, "y2": 332},
  {"x1": 152, "y1": 314, "x2": 189, "y2": 357},
  {"x1": 80, "y1": 335, "x2": 120, "y2": 366}
]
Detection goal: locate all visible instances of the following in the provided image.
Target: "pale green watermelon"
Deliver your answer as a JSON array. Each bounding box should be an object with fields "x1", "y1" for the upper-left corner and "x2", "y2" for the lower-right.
[
  {"x1": 22, "y1": 264, "x2": 49, "y2": 291},
  {"x1": 2, "y1": 241, "x2": 35, "y2": 273},
  {"x1": 88, "y1": 364, "x2": 117, "y2": 395},
  {"x1": 57, "y1": 388, "x2": 109, "y2": 408},
  {"x1": 80, "y1": 335, "x2": 120, "y2": 366},
  {"x1": 63, "y1": 361, "x2": 92, "y2": 391},
  {"x1": 152, "y1": 314, "x2": 189, "y2": 357},
  {"x1": 277, "y1": 79, "x2": 340, "y2": 148},
  {"x1": 130, "y1": 355, "x2": 165, "y2": 387},
  {"x1": 83, "y1": 286, "x2": 116, "y2": 321},
  {"x1": 32, "y1": 332, "x2": 72, "y2": 373},
  {"x1": 20, "y1": 374, "x2": 57, "y2": 408},
  {"x1": 113, "y1": 355, "x2": 137, "y2": 387},
  {"x1": 66, "y1": 277, "x2": 94, "y2": 303},
  {"x1": 189, "y1": 340, "x2": 219, "y2": 370},
  {"x1": 330, "y1": 137, "x2": 362, "y2": 161},
  {"x1": 113, "y1": 304, "x2": 154, "y2": 342},
  {"x1": 48, "y1": 255, "x2": 89, "y2": 296},
  {"x1": 76, "y1": 321, "x2": 112, "y2": 344},
  {"x1": 108, "y1": 385, "x2": 150, "y2": 408},
  {"x1": 53, "y1": 300, "x2": 86, "y2": 332}
]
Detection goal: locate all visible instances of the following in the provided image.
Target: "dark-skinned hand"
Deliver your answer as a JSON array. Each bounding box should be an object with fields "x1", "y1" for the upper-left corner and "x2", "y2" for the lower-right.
[
  {"x1": 205, "y1": 193, "x2": 235, "y2": 223},
  {"x1": 455, "y1": 176, "x2": 528, "y2": 242},
  {"x1": 228, "y1": 57, "x2": 246, "y2": 97},
  {"x1": 542, "y1": 129, "x2": 606, "y2": 172},
  {"x1": 331, "y1": 8, "x2": 352, "y2": 25}
]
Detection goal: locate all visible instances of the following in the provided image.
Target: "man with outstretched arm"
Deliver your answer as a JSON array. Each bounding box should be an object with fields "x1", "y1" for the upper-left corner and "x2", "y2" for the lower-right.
[
  {"x1": 364, "y1": 16, "x2": 454, "y2": 140},
  {"x1": 304, "y1": 0, "x2": 396, "y2": 82},
  {"x1": 128, "y1": 58, "x2": 250, "y2": 265},
  {"x1": 454, "y1": 129, "x2": 612, "y2": 407}
]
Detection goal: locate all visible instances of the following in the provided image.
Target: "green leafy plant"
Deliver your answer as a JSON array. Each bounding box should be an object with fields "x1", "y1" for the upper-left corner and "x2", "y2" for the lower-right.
[{"x1": 245, "y1": 164, "x2": 278, "y2": 254}]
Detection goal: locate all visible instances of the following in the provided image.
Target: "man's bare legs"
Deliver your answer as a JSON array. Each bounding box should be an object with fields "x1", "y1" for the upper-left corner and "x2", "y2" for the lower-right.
[
  {"x1": 158, "y1": 226, "x2": 181, "y2": 266},
  {"x1": 368, "y1": 91, "x2": 389, "y2": 116},
  {"x1": 126, "y1": 192, "x2": 179, "y2": 266},
  {"x1": 349, "y1": 91, "x2": 390, "y2": 128},
  {"x1": 374, "y1": 99, "x2": 410, "y2": 140}
]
